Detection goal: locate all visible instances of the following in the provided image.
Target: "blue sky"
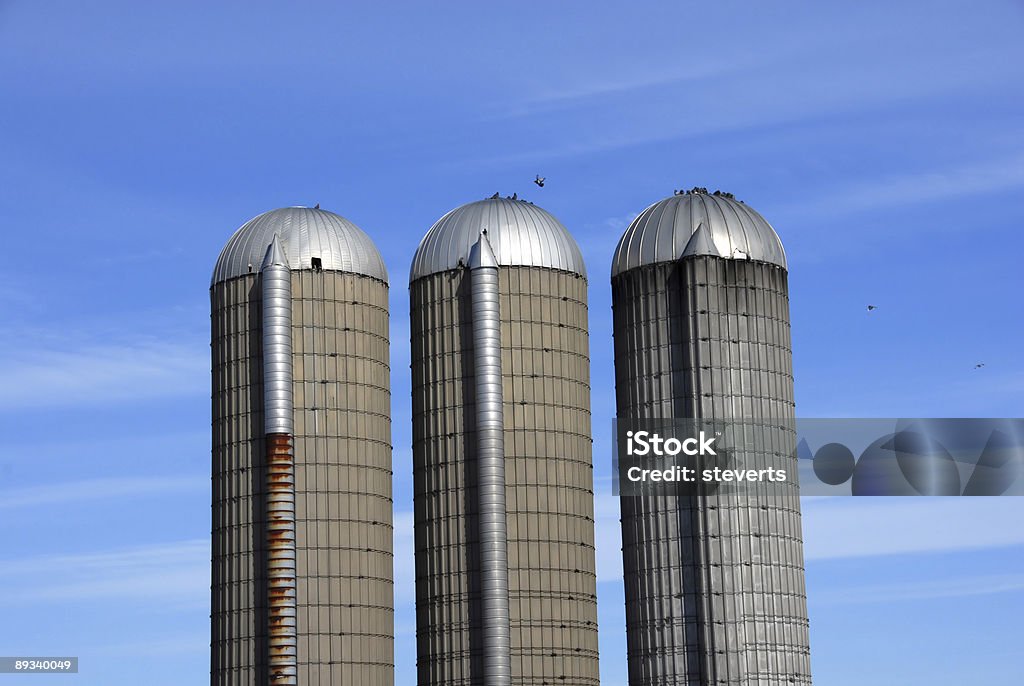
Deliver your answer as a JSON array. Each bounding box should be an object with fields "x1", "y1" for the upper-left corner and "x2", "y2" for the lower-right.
[{"x1": 1, "y1": 1, "x2": 1022, "y2": 684}]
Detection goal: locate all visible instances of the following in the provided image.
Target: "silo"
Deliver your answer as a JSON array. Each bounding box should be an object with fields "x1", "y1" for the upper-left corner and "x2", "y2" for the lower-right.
[
  {"x1": 409, "y1": 197, "x2": 600, "y2": 686},
  {"x1": 611, "y1": 190, "x2": 812, "y2": 685},
  {"x1": 210, "y1": 207, "x2": 393, "y2": 686}
]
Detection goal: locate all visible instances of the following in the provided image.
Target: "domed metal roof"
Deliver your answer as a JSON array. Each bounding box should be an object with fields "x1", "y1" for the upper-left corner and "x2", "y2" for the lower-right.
[
  {"x1": 212, "y1": 206, "x2": 388, "y2": 285},
  {"x1": 409, "y1": 197, "x2": 586, "y2": 283},
  {"x1": 611, "y1": 192, "x2": 787, "y2": 277}
]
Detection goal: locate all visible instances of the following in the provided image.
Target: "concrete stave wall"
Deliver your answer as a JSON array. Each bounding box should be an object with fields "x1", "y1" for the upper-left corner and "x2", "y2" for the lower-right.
[
  {"x1": 411, "y1": 266, "x2": 600, "y2": 686},
  {"x1": 211, "y1": 271, "x2": 394, "y2": 686}
]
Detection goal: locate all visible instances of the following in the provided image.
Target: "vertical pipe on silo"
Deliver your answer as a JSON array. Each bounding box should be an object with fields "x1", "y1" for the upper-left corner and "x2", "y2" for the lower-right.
[
  {"x1": 469, "y1": 231, "x2": 512, "y2": 686},
  {"x1": 260, "y1": 236, "x2": 298, "y2": 685}
]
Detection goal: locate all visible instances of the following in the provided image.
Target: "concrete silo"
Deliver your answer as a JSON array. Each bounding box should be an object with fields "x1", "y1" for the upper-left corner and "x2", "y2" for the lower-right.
[
  {"x1": 611, "y1": 190, "x2": 811, "y2": 685},
  {"x1": 210, "y1": 207, "x2": 393, "y2": 686},
  {"x1": 409, "y1": 197, "x2": 600, "y2": 686}
]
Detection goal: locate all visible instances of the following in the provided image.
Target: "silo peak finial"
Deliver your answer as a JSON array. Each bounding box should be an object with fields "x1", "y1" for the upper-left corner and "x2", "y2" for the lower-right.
[
  {"x1": 468, "y1": 230, "x2": 498, "y2": 269},
  {"x1": 260, "y1": 234, "x2": 290, "y2": 271}
]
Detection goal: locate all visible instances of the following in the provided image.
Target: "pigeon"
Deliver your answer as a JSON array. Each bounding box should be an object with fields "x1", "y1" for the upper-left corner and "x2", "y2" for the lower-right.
[
  {"x1": 974, "y1": 363, "x2": 985, "y2": 369},
  {"x1": 534, "y1": 175, "x2": 545, "y2": 188},
  {"x1": 314, "y1": 203, "x2": 320, "y2": 209},
  {"x1": 490, "y1": 192, "x2": 500, "y2": 199},
  {"x1": 867, "y1": 305, "x2": 878, "y2": 311}
]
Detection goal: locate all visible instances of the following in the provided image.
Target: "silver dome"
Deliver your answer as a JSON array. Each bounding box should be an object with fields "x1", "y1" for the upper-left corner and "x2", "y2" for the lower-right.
[
  {"x1": 611, "y1": 192, "x2": 787, "y2": 277},
  {"x1": 212, "y1": 206, "x2": 388, "y2": 285},
  {"x1": 409, "y1": 198, "x2": 586, "y2": 283}
]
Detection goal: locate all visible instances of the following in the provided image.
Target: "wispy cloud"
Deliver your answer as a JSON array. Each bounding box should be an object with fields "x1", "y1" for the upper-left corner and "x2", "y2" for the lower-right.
[
  {"x1": 464, "y1": 39, "x2": 1020, "y2": 168},
  {"x1": 497, "y1": 60, "x2": 744, "y2": 120},
  {"x1": 393, "y1": 511, "x2": 416, "y2": 603},
  {"x1": 97, "y1": 245, "x2": 186, "y2": 265},
  {"x1": 814, "y1": 572, "x2": 1024, "y2": 606},
  {"x1": 0, "y1": 280, "x2": 35, "y2": 307},
  {"x1": 575, "y1": 213, "x2": 636, "y2": 256},
  {"x1": 0, "y1": 339, "x2": 207, "y2": 410},
  {"x1": 0, "y1": 539, "x2": 208, "y2": 608},
  {"x1": 778, "y1": 153, "x2": 1024, "y2": 220},
  {"x1": 803, "y1": 497, "x2": 1024, "y2": 561},
  {"x1": 488, "y1": 11, "x2": 928, "y2": 122},
  {"x1": 0, "y1": 475, "x2": 206, "y2": 510},
  {"x1": 588, "y1": 496, "x2": 1024, "y2": 582},
  {"x1": 89, "y1": 634, "x2": 208, "y2": 657},
  {"x1": 595, "y1": 493, "x2": 624, "y2": 583}
]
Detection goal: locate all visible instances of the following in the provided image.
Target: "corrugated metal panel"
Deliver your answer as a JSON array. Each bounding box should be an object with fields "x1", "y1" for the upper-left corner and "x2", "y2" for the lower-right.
[
  {"x1": 409, "y1": 198, "x2": 586, "y2": 282},
  {"x1": 611, "y1": 193, "x2": 787, "y2": 276},
  {"x1": 213, "y1": 207, "x2": 388, "y2": 285},
  {"x1": 612, "y1": 256, "x2": 811, "y2": 686}
]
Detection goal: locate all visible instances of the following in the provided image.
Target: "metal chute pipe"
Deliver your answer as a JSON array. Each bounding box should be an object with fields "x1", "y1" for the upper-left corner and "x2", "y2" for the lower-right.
[
  {"x1": 261, "y1": 236, "x2": 297, "y2": 685},
  {"x1": 261, "y1": 236, "x2": 294, "y2": 437},
  {"x1": 469, "y1": 232, "x2": 511, "y2": 686}
]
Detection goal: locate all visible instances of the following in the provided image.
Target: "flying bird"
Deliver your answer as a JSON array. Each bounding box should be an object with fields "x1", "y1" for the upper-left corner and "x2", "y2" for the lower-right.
[
  {"x1": 534, "y1": 175, "x2": 545, "y2": 188},
  {"x1": 867, "y1": 305, "x2": 878, "y2": 311},
  {"x1": 974, "y1": 363, "x2": 985, "y2": 369}
]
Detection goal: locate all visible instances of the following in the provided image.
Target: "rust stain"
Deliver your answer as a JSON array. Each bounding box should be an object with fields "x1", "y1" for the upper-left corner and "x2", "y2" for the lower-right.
[{"x1": 265, "y1": 433, "x2": 297, "y2": 685}]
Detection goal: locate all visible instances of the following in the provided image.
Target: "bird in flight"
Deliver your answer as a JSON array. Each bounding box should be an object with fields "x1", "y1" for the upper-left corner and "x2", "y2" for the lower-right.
[
  {"x1": 974, "y1": 363, "x2": 986, "y2": 369},
  {"x1": 867, "y1": 305, "x2": 878, "y2": 311},
  {"x1": 534, "y1": 175, "x2": 545, "y2": 188}
]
